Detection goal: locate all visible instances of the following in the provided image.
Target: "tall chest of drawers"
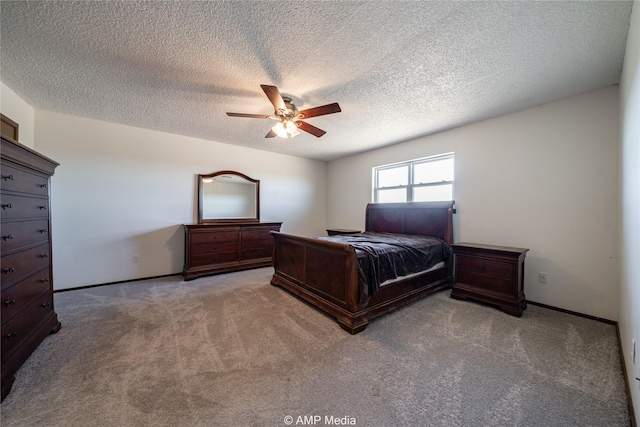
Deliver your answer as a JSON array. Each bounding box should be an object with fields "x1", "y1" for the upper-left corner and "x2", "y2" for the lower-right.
[
  {"x1": 1, "y1": 136, "x2": 61, "y2": 401},
  {"x1": 183, "y1": 222, "x2": 282, "y2": 280}
]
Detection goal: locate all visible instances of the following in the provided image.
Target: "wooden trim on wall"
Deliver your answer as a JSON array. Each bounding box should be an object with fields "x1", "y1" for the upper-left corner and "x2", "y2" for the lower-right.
[
  {"x1": 53, "y1": 273, "x2": 182, "y2": 293},
  {"x1": 526, "y1": 300, "x2": 616, "y2": 324},
  {"x1": 616, "y1": 324, "x2": 638, "y2": 427},
  {"x1": 0, "y1": 114, "x2": 19, "y2": 141}
]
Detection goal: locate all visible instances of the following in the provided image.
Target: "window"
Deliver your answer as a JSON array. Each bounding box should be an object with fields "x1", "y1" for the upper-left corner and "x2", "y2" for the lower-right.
[{"x1": 373, "y1": 153, "x2": 454, "y2": 203}]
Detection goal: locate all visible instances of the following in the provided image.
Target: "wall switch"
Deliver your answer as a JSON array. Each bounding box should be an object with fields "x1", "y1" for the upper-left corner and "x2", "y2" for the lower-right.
[
  {"x1": 538, "y1": 272, "x2": 547, "y2": 284},
  {"x1": 133, "y1": 255, "x2": 139, "y2": 263}
]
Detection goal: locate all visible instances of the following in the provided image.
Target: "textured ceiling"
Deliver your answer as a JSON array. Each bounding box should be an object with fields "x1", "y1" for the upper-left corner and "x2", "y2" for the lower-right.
[{"x1": 0, "y1": 1, "x2": 633, "y2": 161}]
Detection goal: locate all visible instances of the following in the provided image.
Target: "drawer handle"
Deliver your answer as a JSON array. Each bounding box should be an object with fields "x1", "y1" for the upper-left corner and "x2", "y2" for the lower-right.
[
  {"x1": 39, "y1": 205, "x2": 48, "y2": 210},
  {"x1": 39, "y1": 228, "x2": 49, "y2": 233},
  {"x1": 5, "y1": 299, "x2": 16, "y2": 306},
  {"x1": 6, "y1": 332, "x2": 17, "y2": 339},
  {"x1": 41, "y1": 302, "x2": 51, "y2": 308},
  {"x1": 40, "y1": 253, "x2": 49, "y2": 258},
  {"x1": 40, "y1": 184, "x2": 48, "y2": 189},
  {"x1": 2, "y1": 267, "x2": 15, "y2": 274},
  {"x1": 2, "y1": 175, "x2": 14, "y2": 181},
  {"x1": 39, "y1": 278, "x2": 50, "y2": 283},
  {"x1": 3, "y1": 234, "x2": 14, "y2": 241},
  {"x1": 1, "y1": 203, "x2": 12, "y2": 209}
]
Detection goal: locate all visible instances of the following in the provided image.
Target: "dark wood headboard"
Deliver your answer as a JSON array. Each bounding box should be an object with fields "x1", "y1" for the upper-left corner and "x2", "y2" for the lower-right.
[{"x1": 365, "y1": 201, "x2": 455, "y2": 244}]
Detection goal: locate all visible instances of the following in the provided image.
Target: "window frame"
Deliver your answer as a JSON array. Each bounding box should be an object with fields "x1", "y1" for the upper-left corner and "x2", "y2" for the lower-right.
[{"x1": 373, "y1": 153, "x2": 454, "y2": 203}]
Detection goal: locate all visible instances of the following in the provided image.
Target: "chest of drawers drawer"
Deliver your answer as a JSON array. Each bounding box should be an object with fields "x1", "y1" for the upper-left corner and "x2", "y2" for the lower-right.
[
  {"x1": 0, "y1": 194, "x2": 49, "y2": 220},
  {"x1": 1, "y1": 268, "x2": 51, "y2": 325},
  {"x1": 1, "y1": 291, "x2": 54, "y2": 360},
  {"x1": 0, "y1": 219, "x2": 50, "y2": 254},
  {"x1": 1, "y1": 243, "x2": 50, "y2": 288},
  {"x1": 1, "y1": 163, "x2": 50, "y2": 196}
]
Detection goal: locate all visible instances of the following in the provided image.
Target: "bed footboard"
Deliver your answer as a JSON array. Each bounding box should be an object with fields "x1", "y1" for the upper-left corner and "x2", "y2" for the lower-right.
[
  {"x1": 270, "y1": 231, "x2": 369, "y2": 332},
  {"x1": 270, "y1": 231, "x2": 453, "y2": 334}
]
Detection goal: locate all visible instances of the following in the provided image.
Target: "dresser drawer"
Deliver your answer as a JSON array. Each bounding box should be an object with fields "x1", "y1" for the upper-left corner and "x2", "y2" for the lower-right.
[
  {"x1": 190, "y1": 231, "x2": 238, "y2": 245},
  {"x1": 241, "y1": 236, "x2": 274, "y2": 250},
  {"x1": 190, "y1": 251, "x2": 239, "y2": 267},
  {"x1": 190, "y1": 240, "x2": 239, "y2": 256},
  {"x1": 0, "y1": 163, "x2": 49, "y2": 197},
  {"x1": 0, "y1": 244, "x2": 50, "y2": 289},
  {"x1": 240, "y1": 247, "x2": 273, "y2": 261},
  {"x1": 242, "y1": 228, "x2": 277, "y2": 241},
  {"x1": 1, "y1": 291, "x2": 53, "y2": 360},
  {"x1": 456, "y1": 255, "x2": 514, "y2": 279},
  {"x1": 0, "y1": 220, "x2": 50, "y2": 254},
  {"x1": 0, "y1": 194, "x2": 49, "y2": 220},
  {"x1": 456, "y1": 270, "x2": 514, "y2": 296},
  {"x1": 1, "y1": 269, "x2": 51, "y2": 325}
]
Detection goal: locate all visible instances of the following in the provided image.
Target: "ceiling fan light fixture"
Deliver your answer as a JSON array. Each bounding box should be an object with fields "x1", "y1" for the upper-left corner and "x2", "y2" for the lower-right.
[
  {"x1": 227, "y1": 84, "x2": 341, "y2": 139},
  {"x1": 286, "y1": 120, "x2": 300, "y2": 136},
  {"x1": 272, "y1": 120, "x2": 299, "y2": 138}
]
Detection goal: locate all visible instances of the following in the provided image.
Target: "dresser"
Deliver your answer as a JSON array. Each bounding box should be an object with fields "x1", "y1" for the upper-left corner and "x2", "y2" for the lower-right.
[
  {"x1": 1, "y1": 136, "x2": 61, "y2": 400},
  {"x1": 183, "y1": 222, "x2": 282, "y2": 280},
  {"x1": 450, "y1": 242, "x2": 529, "y2": 317}
]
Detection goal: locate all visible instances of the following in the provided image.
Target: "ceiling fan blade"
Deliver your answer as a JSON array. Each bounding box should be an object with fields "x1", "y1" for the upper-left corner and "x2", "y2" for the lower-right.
[
  {"x1": 260, "y1": 84, "x2": 286, "y2": 112},
  {"x1": 265, "y1": 129, "x2": 277, "y2": 138},
  {"x1": 296, "y1": 103, "x2": 341, "y2": 119},
  {"x1": 226, "y1": 112, "x2": 270, "y2": 118},
  {"x1": 297, "y1": 121, "x2": 326, "y2": 138}
]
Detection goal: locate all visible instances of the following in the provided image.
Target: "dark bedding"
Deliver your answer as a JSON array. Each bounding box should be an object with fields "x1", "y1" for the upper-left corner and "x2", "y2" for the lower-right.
[{"x1": 317, "y1": 232, "x2": 451, "y2": 304}]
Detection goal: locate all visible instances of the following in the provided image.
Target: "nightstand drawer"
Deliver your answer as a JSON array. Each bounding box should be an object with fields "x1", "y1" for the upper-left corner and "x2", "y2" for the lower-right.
[
  {"x1": 456, "y1": 256, "x2": 514, "y2": 279},
  {"x1": 456, "y1": 270, "x2": 513, "y2": 296}
]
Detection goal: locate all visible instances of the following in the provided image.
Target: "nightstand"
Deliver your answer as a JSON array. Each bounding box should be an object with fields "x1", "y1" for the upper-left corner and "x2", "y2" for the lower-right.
[
  {"x1": 326, "y1": 229, "x2": 361, "y2": 236},
  {"x1": 450, "y1": 243, "x2": 529, "y2": 317}
]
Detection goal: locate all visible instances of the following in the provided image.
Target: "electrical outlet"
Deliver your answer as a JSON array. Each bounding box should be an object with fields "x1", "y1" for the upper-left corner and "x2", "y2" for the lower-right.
[
  {"x1": 132, "y1": 255, "x2": 139, "y2": 263},
  {"x1": 538, "y1": 272, "x2": 547, "y2": 284}
]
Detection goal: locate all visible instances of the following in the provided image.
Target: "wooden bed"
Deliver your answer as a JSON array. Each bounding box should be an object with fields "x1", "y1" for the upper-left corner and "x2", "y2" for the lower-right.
[{"x1": 270, "y1": 201, "x2": 455, "y2": 334}]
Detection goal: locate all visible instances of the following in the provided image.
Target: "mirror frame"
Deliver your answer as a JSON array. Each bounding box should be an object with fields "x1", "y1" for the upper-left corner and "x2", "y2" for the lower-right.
[{"x1": 198, "y1": 170, "x2": 260, "y2": 224}]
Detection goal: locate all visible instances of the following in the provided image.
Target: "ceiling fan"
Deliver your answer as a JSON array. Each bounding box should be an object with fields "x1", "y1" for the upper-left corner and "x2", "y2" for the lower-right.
[{"x1": 226, "y1": 84, "x2": 341, "y2": 138}]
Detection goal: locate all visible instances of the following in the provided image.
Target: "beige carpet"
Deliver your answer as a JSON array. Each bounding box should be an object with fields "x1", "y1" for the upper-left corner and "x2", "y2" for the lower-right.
[{"x1": 0, "y1": 268, "x2": 630, "y2": 426}]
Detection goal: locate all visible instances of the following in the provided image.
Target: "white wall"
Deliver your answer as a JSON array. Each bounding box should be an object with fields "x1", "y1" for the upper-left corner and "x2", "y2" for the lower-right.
[
  {"x1": 33, "y1": 111, "x2": 327, "y2": 290},
  {"x1": 0, "y1": 81, "x2": 35, "y2": 147},
  {"x1": 328, "y1": 86, "x2": 620, "y2": 321},
  {"x1": 619, "y1": 1, "x2": 640, "y2": 423}
]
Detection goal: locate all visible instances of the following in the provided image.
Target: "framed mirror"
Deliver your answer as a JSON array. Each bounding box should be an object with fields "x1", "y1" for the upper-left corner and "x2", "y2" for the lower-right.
[{"x1": 198, "y1": 170, "x2": 260, "y2": 223}]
